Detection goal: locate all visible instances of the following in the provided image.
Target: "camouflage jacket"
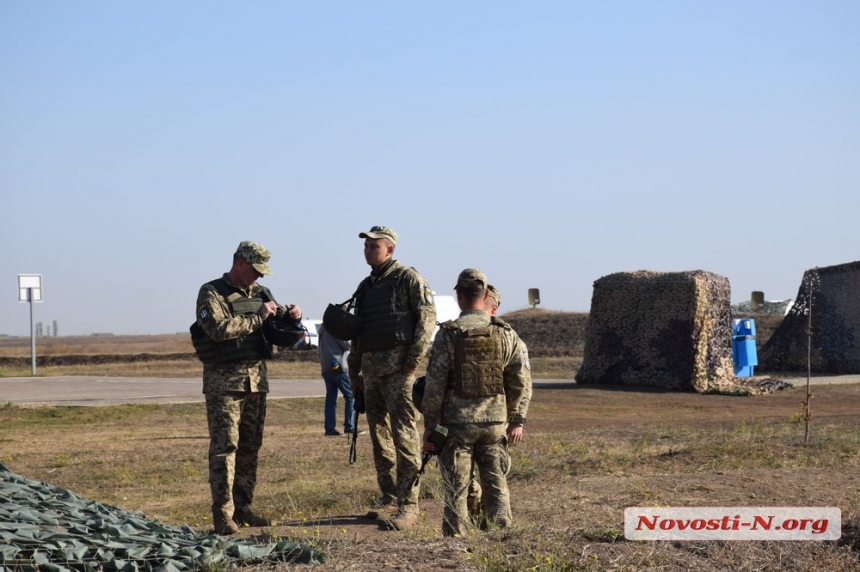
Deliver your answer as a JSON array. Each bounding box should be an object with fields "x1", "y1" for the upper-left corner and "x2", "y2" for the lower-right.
[
  {"x1": 347, "y1": 260, "x2": 437, "y2": 377},
  {"x1": 421, "y1": 309, "x2": 532, "y2": 428},
  {"x1": 196, "y1": 273, "x2": 269, "y2": 394}
]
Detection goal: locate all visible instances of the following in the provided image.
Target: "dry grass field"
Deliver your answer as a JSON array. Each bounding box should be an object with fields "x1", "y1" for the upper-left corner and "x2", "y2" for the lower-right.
[{"x1": 1, "y1": 310, "x2": 858, "y2": 571}]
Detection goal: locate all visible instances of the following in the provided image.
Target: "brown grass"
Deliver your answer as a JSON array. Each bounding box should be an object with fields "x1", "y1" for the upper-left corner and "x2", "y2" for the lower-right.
[
  {"x1": 6, "y1": 310, "x2": 858, "y2": 570},
  {"x1": 2, "y1": 382, "x2": 859, "y2": 571}
]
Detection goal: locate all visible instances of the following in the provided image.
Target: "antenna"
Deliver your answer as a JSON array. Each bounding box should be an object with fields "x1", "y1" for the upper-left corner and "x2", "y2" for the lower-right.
[{"x1": 527, "y1": 288, "x2": 540, "y2": 309}]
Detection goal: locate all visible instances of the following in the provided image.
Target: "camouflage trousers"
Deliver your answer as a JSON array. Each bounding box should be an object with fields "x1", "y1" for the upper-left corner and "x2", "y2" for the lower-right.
[
  {"x1": 363, "y1": 370, "x2": 422, "y2": 514},
  {"x1": 205, "y1": 391, "x2": 267, "y2": 519},
  {"x1": 438, "y1": 422, "x2": 511, "y2": 537}
]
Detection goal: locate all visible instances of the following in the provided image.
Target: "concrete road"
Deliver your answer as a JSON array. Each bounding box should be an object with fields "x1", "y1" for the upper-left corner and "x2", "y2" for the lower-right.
[
  {"x1": 0, "y1": 377, "x2": 579, "y2": 407},
  {"x1": 0, "y1": 376, "x2": 328, "y2": 407},
  {"x1": 0, "y1": 375, "x2": 857, "y2": 407}
]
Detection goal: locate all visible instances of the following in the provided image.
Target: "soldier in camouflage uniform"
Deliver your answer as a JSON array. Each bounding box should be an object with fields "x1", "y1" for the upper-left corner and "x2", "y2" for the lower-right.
[
  {"x1": 195, "y1": 241, "x2": 303, "y2": 536},
  {"x1": 421, "y1": 269, "x2": 531, "y2": 537},
  {"x1": 467, "y1": 283, "x2": 532, "y2": 518},
  {"x1": 347, "y1": 226, "x2": 437, "y2": 530}
]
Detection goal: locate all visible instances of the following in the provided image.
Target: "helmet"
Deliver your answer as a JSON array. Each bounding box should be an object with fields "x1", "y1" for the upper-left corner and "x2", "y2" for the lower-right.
[
  {"x1": 263, "y1": 315, "x2": 306, "y2": 348},
  {"x1": 323, "y1": 303, "x2": 361, "y2": 341},
  {"x1": 412, "y1": 376, "x2": 426, "y2": 411}
]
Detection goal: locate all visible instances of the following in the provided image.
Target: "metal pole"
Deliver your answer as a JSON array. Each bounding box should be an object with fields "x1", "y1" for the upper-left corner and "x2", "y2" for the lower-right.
[
  {"x1": 804, "y1": 272, "x2": 813, "y2": 443},
  {"x1": 29, "y1": 287, "x2": 37, "y2": 376}
]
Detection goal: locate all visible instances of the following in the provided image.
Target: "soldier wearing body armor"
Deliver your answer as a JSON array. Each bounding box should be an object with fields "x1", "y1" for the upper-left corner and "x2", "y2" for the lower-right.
[
  {"x1": 421, "y1": 269, "x2": 531, "y2": 537},
  {"x1": 347, "y1": 226, "x2": 437, "y2": 530},
  {"x1": 195, "y1": 241, "x2": 303, "y2": 536},
  {"x1": 466, "y1": 283, "x2": 531, "y2": 519}
]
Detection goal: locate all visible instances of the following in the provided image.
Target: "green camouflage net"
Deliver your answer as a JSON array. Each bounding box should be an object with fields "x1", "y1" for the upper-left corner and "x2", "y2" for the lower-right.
[
  {"x1": 574, "y1": 270, "x2": 791, "y2": 395},
  {"x1": 760, "y1": 261, "x2": 860, "y2": 373},
  {"x1": 575, "y1": 270, "x2": 736, "y2": 392},
  {"x1": 0, "y1": 463, "x2": 324, "y2": 571}
]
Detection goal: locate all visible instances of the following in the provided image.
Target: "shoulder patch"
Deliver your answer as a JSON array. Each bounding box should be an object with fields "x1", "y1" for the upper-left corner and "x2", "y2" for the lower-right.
[
  {"x1": 424, "y1": 283, "x2": 434, "y2": 305},
  {"x1": 199, "y1": 309, "x2": 208, "y2": 319}
]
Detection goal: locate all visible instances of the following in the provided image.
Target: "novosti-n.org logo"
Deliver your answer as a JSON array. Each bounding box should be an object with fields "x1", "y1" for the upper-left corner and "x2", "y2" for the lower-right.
[{"x1": 624, "y1": 507, "x2": 841, "y2": 541}]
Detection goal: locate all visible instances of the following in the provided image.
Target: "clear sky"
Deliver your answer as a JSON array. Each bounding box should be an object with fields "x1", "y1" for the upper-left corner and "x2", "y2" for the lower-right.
[{"x1": 1, "y1": 1, "x2": 858, "y2": 336}]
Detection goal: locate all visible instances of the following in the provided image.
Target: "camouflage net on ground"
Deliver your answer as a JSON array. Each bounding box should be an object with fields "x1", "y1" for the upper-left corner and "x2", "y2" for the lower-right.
[
  {"x1": 575, "y1": 270, "x2": 786, "y2": 395},
  {"x1": 0, "y1": 463, "x2": 324, "y2": 571},
  {"x1": 760, "y1": 261, "x2": 860, "y2": 374}
]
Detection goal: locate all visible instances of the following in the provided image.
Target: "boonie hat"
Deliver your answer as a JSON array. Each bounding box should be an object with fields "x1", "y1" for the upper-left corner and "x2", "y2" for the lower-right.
[
  {"x1": 359, "y1": 226, "x2": 398, "y2": 245},
  {"x1": 235, "y1": 241, "x2": 272, "y2": 275},
  {"x1": 455, "y1": 268, "x2": 488, "y2": 290},
  {"x1": 487, "y1": 284, "x2": 501, "y2": 306}
]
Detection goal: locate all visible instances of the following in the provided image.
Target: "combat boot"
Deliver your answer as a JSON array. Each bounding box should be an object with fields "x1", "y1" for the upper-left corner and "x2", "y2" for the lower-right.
[
  {"x1": 233, "y1": 508, "x2": 272, "y2": 527},
  {"x1": 213, "y1": 513, "x2": 239, "y2": 535},
  {"x1": 389, "y1": 510, "x2": 419, "y2": 530}
]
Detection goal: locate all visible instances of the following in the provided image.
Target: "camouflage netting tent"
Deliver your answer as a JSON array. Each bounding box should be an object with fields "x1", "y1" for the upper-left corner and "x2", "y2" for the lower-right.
[
  {"x1": 760, "y1": 261, "x2": 860, "y2": 373},
  {"x1": 0, "y1": 462, "x2": 324, "y2": 571},
  {"x1": 575, "y1": 270, "x2": 739, "y2": 393}
]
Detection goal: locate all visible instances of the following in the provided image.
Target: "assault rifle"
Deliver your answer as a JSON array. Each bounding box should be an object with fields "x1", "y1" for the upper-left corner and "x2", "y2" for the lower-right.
[
  {"x1": 413, "y1": 424, "x2": 448, "y2": 486},
  {"x1": 349, "y1": 383, "x2": 365, "y2": 464}
]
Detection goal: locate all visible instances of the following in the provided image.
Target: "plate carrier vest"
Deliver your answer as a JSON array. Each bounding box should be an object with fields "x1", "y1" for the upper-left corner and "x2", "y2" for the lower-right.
[
  {"x1": 190, "y1": 278, "x2": 274, "y2": 364},
  {"x1": 355, "y1": 266, "x2": 416, "y2": 351},
  {"x1": 441, "y1": 317, "x2": 509, "y2": 398}
]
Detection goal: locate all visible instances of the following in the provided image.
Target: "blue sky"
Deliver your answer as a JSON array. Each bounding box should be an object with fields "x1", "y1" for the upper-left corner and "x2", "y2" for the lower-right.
[{"x1": 1, "y1": 1, "x2": 858, "y2": 336}]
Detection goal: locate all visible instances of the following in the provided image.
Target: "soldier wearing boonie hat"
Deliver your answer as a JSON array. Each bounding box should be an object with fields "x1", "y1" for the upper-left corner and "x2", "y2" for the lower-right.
[
  {"x1": 194, "y1": 240, "x2": 303, "y2": 536},
  {"x1": 348, "y1": 225, "x2": 436, "y2": 530},
  {"x1": 419, "y1": 268, "x2": 532, "y2": 537}
]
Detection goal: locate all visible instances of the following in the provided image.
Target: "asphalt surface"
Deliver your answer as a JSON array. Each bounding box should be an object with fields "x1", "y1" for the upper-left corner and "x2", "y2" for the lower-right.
[
  {"x1": 1, "y1": 375, "x2": 857, "y2": 407},
  {"x1": 0, "y1": 376, "x2": 327, "y2": 407}
]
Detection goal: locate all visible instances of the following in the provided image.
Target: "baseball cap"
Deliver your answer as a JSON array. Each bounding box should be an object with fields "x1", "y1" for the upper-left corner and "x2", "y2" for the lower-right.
[
  {"x1": 359, "y1": 226, "x2": 398, "y2": 245},
  {"x1": 487, "y1": 284, "x2": 501, "y2": 306},
  {"x1": 235, "y1": 241, "x2": 272, "y2": 275},
  {"x1": 455, "y1": 268, "x2": 488, "y2": 290}
]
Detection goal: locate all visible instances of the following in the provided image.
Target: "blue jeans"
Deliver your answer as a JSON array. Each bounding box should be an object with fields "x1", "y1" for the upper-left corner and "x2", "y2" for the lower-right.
[{"x1": 323, "y1": 370, "x2": 355, "y2": 432}]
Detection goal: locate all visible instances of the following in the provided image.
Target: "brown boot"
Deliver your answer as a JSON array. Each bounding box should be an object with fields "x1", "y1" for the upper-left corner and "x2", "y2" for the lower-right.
[
  {"x1": 389, "y1": 510, "x2": 419, "y2": 530},
  {"x1": 213, "y1": 513, "x2": 239, "y2": 535},
  {"x1": 233, "y1": 508, "x2": 272, "y2": 527}
]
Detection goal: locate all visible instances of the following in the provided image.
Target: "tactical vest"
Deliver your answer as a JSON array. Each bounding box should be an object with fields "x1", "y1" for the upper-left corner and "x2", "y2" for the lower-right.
[
  {"x1": 356, "y1": 267, "x2": 416, "y2": 351},
  {"x1": 441, "y1": 317, "x2": 507, "y2": 398},
  {"x1": 190, "y1": 278, "x2": 273, "y2": 364}
]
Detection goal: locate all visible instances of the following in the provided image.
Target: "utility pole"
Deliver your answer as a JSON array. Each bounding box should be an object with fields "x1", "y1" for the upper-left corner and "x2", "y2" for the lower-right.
[{"x1": 804, "y1": 269, "x2": 816, "y2": 444}]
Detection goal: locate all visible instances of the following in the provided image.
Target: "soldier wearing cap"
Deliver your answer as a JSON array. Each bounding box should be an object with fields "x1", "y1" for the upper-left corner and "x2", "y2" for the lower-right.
[
  {"x1": 347, "y1": 226, "x2": 437, "y2": 530},
  {"x1": 466, "y1": 283, "x2": 530, "y2": 519},
  {"x1": 486, "y1": 284, "x2": 501, "y2": 316},
  {"x1": 195, "y1": 240, "x2": 303, "y2": 535},
  {"x1": 482, "y1": 283, "x2": 529, "y2": 441},
  {"x1": 421, "y1": 269, "x2": 532, "y2": 536}
]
